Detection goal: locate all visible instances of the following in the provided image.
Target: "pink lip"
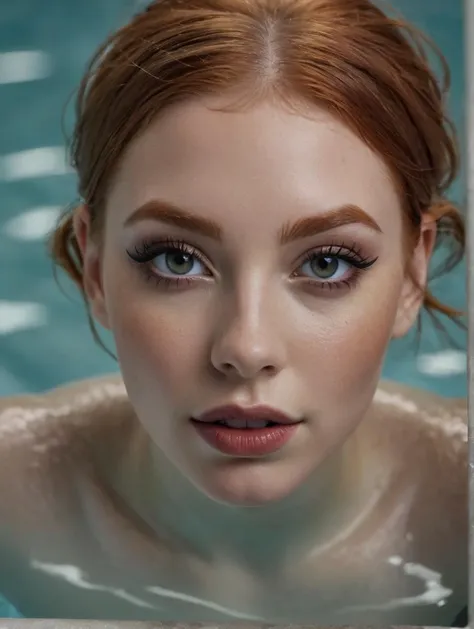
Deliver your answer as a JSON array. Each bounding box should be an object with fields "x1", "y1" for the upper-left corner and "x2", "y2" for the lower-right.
[
  {"x1": 194, "y1": 404, "x2": 299, "y2": 425},
  {"x1": 191, "y1": 405, "x2": 301, "y2": 456}
]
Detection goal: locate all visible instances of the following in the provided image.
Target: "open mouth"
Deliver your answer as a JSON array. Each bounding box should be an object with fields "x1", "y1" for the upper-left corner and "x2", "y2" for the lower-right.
[
  {"x1": 211, "y1": 419, "x2": 280, "y2": 429},
  {"x1": 190, "y1": 404, "x2": 301, "y2": 455},
  {"x1": 191, "y1": 412, "x2": 301, "y2": 456},
  {"x1": 193, "y1": 403, "x2": 299, "y2": 426}
]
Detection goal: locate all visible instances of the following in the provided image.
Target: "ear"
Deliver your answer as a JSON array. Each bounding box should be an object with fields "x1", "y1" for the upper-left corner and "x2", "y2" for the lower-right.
[
  {"x1": 72, "y1": 205, "x2": 111, "y2": 330},
  {"x1": 392, "y1": 215, "x2": 437, "y2": 339}
]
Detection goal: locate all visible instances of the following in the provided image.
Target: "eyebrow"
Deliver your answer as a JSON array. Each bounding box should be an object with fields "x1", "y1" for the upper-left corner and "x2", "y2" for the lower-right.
[
  {"x1": 125, "y1": 200, "x2": 222, "y2": 239},
  {"x1": 124, "y1": 199, "x2": 382, "y2": 243}
]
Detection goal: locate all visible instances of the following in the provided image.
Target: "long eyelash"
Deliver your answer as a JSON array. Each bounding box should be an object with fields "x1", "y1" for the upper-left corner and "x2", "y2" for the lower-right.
[
  {"x1": 126, "y1": 238, "x2": 208, "y2": 288},
  {"x1": 298, "y1": 241, "x2": 378, "y2": 291},
  {"x1": 301, "y1": 241, "x2": 378, "y2": 269},
  {"x1": 127, "y1": 238, "x2": 200, "y2": 263},
  {"x1": 126, "y1": 239, "x2": 377, "y2": 291}
]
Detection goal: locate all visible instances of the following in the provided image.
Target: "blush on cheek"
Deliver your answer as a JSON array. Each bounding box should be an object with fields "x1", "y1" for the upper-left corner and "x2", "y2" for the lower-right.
[
  {"x1": 331, "y1": 306, "x2": 398, "y2": 402},
  {"x1": 118, "y1": 318, "x2": 174, "y2": 382},
  {"x1": 110, "y1": 313, "x2": 184, "y2": 455},
  {"x1": 108, "y1": 296, "x2": 208, "y2": 407},
  {"x1": 300, "y1": 294, "x2": 399, "y2": 429}
]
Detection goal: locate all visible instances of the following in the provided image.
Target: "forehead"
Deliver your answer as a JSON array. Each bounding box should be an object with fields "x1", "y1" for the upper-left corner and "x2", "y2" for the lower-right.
[{"x1": 108, "y1": 96, "x2": 401, "y2": 232}]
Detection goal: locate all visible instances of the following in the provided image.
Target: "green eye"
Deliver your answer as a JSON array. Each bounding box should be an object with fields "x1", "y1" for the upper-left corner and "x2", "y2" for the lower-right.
[
  {"x1": 149, "y1": 247, "x2": 206, "y2": 277},
  {"x1": 301, "y1": 255, "x2": 348, "y2": 281},
  {"x1": 163, "y1": 251, "x2": 195, "y2": 275},
  {"x1": 309, "y1": 256, "x2": 340, "y2": 279}
]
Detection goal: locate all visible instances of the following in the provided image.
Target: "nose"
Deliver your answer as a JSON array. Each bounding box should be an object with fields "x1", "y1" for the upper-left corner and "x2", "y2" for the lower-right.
[{"x1": 210, "y1": 289, "x2": 286, "y2": 380}]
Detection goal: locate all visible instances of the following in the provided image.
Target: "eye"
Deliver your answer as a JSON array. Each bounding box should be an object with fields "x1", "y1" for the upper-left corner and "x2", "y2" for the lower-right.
[
  {"x1": 292, "y1": 244, "x2": 378, "y2": 290},
  {"x1": 126, "y1": 239, "x2": 212, "y2": 286},
  {"x1": 152, "y1": 248, "x2": 206, "y2": 277},
  {"x1": 300, "y1": 254, "x2": 350, "y2": 281}
]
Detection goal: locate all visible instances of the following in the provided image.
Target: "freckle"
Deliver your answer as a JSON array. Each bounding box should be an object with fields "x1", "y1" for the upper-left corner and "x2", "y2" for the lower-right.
[{"x1": 32, "y1": 444, "x2": 48, "y2": 453}]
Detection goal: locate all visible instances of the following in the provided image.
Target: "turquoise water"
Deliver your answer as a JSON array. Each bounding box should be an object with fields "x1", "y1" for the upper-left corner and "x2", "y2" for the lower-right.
[{"x1": 0, "y1": 0, "x2": 466, "y2": 619}]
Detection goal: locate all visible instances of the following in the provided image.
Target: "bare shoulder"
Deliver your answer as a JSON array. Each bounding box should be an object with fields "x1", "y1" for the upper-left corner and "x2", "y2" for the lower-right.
[
  {"x1": 374, "y1": 380, "x2": 468, "y2": 613},
  {"x1": 0, "y1": 374, "x2": 133, "y2": 533},
  {"x1": 376, "y1": 378, "x2": 467, "y2": 420},
  {"x1": 0, "y1": 372, "x2": 131, "y2": 451},
  {"x1": 374, "y1": 378, "x2": 467, "y2": 456},
  {"x1": 373, "y1": 379, "x2": 467, "y2": 502}
]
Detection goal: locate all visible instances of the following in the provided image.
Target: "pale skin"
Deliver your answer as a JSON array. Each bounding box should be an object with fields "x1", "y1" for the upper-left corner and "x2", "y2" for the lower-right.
[{"x1": 0, "y1": 96, "x2": 467, "y2": 625}]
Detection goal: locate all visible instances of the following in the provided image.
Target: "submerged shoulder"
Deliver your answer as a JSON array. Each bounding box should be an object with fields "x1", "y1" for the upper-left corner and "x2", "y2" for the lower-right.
[
  {"x1": 0, "y1": 374, "x2": 133, "y2": 529},
  {"x1": 374, "y1": 379, "x2": 467, "y2": 456},
  {"x1": 374, "y1": 380, "x2": 468, "y2": 614},
  {"x1": 372, "y1": 379, "x2": 467, "y2": 542},
  {"x1": 0, "y1": 373, "x2": 130, "y2": 450}
]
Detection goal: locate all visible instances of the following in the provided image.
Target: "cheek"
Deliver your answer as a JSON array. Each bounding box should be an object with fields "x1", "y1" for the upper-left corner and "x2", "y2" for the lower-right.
[
  {"x1": 103, "y1": 277, "x2": 209, "y2": 406},
  {"x1": 295, "y1": 278, "x2": 403, "y2": 411},
  {"x1": 120, "y1": 308, "x2": 204, "y2": 384}
]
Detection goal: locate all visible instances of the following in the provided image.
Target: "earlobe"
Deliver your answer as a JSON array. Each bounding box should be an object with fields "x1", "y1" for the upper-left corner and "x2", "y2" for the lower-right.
[
  {"x1": 392, "y1": 215, "x2": 437, "y2": 339},
  {"x1": 72, "y1": 205, "x2": 111, "y2": 331}
]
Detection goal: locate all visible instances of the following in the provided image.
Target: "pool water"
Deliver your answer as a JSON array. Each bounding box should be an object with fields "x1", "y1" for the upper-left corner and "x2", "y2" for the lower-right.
[{"x1": 0, "y1": 0, "x2": 467, "y2": 619}]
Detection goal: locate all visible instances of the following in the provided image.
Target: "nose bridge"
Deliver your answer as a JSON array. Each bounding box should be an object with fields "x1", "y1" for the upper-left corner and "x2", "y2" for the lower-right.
[{"x1": 211, "y1": 272, "x2": 284, "y2": 378}]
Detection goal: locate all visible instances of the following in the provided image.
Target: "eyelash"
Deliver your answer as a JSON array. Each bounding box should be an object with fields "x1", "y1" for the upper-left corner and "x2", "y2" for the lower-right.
[
  {"x1": 294, "y1": 242, "x2": 378, "y2": 290},
  {"x1": 126, "y1": 238, "x2": 378, "y2": 291},
  {"x1": 127, "y1": 238, "x2": 211, "y2": 289}
]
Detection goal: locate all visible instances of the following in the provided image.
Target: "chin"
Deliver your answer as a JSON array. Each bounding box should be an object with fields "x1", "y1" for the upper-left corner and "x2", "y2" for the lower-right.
[{"x1": 195, "y1": 458, "x2": 310, "y2": 507}]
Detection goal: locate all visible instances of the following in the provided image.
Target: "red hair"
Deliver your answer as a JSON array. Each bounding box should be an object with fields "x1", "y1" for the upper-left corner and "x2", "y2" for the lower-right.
[{"x1": 51, "y1": 0, "x2": 465, "y2": 350}]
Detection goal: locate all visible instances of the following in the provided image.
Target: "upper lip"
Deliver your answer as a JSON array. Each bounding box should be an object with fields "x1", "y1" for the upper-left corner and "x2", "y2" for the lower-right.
[{"x1": 192, "y1": 404, "x2": 300, "y2": 425}]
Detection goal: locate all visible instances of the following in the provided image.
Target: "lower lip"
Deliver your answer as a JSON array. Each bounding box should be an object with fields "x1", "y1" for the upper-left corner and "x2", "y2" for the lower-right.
[{"x1": 191, "y1": 421, "x2": 299, "y2": 456}]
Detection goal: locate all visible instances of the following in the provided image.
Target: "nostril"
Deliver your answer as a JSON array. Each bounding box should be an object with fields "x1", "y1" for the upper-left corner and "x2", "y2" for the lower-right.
[{"x1": 220, "y1": 362, "x2": 276, "y2": 375}]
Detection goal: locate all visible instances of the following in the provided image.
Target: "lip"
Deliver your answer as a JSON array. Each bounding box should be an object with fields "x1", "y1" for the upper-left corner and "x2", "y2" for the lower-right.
[
  {"x1": 193, "y1": 404, "x2": 299, "y2": 425},
  {"x1": 191, "y1": 404, "x2": 302, "y2": 456}
]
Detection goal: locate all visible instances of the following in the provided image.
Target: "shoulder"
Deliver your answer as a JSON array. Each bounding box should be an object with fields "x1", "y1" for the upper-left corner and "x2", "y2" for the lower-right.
[
  {"x1": 0, "y1": 373, "x2": 130, "y2": 453},
  {"x1": 0, "y1": 374, "x2": 133, "y2": 533},
  {"x1": 374, "y1": 379, "x2": 467, "y2": 456},
  {"x1": 372, "y1": 379, "x2": 467, "y2": 510},
  {"x1": 373, "y1": 380, "x2": 468, "y2": 615}
]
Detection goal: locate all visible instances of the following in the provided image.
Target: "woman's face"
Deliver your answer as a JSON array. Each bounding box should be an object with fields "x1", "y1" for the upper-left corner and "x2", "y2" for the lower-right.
[{"x1": 77, "y1": 96, "x2": 433, "y2": 506}]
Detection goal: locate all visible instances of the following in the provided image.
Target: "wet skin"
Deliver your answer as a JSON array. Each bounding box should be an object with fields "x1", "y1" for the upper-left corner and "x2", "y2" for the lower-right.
[
  {"x1": 0, "y1": 375, "x2": 467, "y2": 623},
  {"x1": 0, "y1": 98, "x2": 468, "y2": 623}
]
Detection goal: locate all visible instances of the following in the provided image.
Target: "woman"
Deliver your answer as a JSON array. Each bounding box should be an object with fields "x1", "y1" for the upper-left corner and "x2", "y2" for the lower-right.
[{"x1": 0, "y1": 0, "x2": 467, "y2": 624}]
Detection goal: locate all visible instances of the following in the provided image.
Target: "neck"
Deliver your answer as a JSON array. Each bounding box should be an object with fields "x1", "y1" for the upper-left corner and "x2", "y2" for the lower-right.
[{"x1": 113, "y1": 426, "x2": 371, "y2": 574}]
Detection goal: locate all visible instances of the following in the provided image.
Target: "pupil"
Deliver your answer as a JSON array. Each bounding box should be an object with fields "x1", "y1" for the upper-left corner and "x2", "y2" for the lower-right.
[
  {"x1": 311, "y1": 256, "x2": 338, "y2": 278},
  {"x1": 166, "y1": 251, "x2": 193, "y2": 275}
]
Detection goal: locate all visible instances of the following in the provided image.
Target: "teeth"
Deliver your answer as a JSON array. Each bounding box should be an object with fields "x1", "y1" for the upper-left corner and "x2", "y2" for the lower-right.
[
  {"x1": 217, "y1": 419, "x2": 272, "y2": 428},
  {"x1": 250, "y1": 420, "x2": 271, "y2": 428},
  {"x1": 218, "y1": 419, "x2": 247, "y2": 428}
]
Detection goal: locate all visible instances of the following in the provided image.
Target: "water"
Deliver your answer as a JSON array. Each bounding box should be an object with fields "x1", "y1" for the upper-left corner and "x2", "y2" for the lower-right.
[{"x1": 0, "y1": 0, "x2": 466, "y2": 619}]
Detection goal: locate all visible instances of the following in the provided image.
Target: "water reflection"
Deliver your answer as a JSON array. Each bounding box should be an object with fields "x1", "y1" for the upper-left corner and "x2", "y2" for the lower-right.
[
  {"x1": 336, "y1": 558, "x2": 453, "y2": 614},
  {"x1": 30, "y1": 556, "x2": 453, "y2": 622},
  {"x1": 31, "y1": 560, "x2": 266, "y2": 621},
  {"x1": 31, "y1": 561, "x2": 155, "y2": 610},
  {"x1": 0, "y1": 0, "x2": 467, "y2": 623}
]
